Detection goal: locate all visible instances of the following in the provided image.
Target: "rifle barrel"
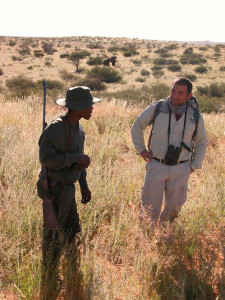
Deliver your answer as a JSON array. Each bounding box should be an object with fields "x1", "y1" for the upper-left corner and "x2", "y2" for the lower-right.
[{"x1": 42, "y1": 81, "x2": 47, "y2": 132}]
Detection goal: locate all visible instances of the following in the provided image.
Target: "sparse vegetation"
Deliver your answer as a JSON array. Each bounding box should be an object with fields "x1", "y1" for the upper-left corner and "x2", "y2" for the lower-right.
[
  {"x1": 1, "y1": 97, "x2": 224, "y2": 299},
  {"x1": 1, "y1": 36, "x2": 225, "y2": 299},
  {"x1": 195, "y1": 65, "x2": 208, "y2": 74}
]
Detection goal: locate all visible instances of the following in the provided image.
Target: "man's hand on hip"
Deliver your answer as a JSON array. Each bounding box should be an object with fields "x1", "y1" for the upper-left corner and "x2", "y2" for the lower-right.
[{"x1": 140, "y1": 148, "x2": 153, "y2": 162}]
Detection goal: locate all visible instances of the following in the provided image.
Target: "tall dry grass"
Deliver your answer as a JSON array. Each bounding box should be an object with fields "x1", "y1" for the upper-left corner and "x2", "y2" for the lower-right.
[{"x1": 0, "y1": 95, "x2": 225, "y2": 299}]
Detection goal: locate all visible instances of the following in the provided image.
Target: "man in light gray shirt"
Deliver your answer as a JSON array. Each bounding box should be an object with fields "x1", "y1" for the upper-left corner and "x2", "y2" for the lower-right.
[{"x1": 131, "y1": 77, "x2": 207, "y2": 233}]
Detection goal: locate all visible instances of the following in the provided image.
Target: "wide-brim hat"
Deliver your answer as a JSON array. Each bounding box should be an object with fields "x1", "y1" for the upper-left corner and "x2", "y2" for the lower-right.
[{"x1": 56, "y1": 86, "x2": 102, "y2": 111}]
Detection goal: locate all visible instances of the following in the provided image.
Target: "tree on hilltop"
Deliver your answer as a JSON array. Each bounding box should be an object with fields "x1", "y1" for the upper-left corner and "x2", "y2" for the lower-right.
[{"x1": 68, "y1": 51, "x2": 91, "y2": 73}]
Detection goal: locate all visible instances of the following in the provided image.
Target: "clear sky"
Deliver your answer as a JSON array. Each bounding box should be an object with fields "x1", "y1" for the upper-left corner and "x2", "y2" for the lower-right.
[{"x1": 1, "y1": 0, "x2": 224, "y2": 43}]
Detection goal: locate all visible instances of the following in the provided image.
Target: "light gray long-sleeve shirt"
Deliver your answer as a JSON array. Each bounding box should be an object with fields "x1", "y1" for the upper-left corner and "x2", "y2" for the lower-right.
[{"x1": 131, "y1": 99, "x2": 207, "y2": 171}]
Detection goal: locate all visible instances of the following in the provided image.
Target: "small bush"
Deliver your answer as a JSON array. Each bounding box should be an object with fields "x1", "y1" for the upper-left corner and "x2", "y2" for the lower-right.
[
  {"x1": 11, "y1": 55, "x2": 18, "y2": 61},
  {"x1": 152, "y1": 70, "x2": 164, "y2": 78},
  {"x1": 154, "y1": 48, "x2": 168, "y2": 54},
  {"x1": 132, "y1": 59, "x2": 142, "y2": 66},
  {"x1": 33, "y1": 50, "x2": 44, "y2": 58},
  {"x1": 45, "y1": 61, "x2": 51, "y2": 67},
  {"x1": 87, "y1": 66, "x2": 122, "y2": 84},
  {"x1": 153, "y1": 58, "x2": 167, "y2": 65},
  {"x1": 59, "y1": 69, "x2": 75, "y2": 81},
  {"x1": 141, "y1": 69, "x2": 150, "y2": 76},
  {"x1": 149, "y1": 83, "x2": 170, "y2": 100},
  {"x1": 219, "y1": 66, "x2": 225, "y2": 72},
  {"x1": 181, "y1": 74, "x2": 197, "y2": 82},
  {"x1": 74, "y1": 77, "x2": 107, "y2": 92},
  {"x1": 86, "y1": 56, "x2": 104, "y2": 66},
  {"x1": 195, "y1": 66, "x2": 208, "y2": 74},
  {"x1": 9, "y1": 40, "x2": 16, "y2": 47},
  {"x1": 135, "y1": 77, "x2": 145, "y2": 82},
  {"x1": 87, "y1": 43, "x2": 102, "y2": 49},
  {"x1": 27, "y1": 66, "x2": 33, "y2": 70},
  {"x1": 107, "y1": 46, "x2": 119, "y2": 52},
  {"x1": 60, "y1": 53, "x2": 69, "y2": 58},
  {"x1": 0, "y1": 68, "x2": 3, "y2": 76},
  {"x1": 167, "y1": 64, "x2": 182, "y2": 72},
  {"x1": 18, "y1": 47, "x2": 31, "y2": 56},
  {"x1": 151, "y1": 66, "x2": 163, "y2": 71},
  {"x1": 199, "y1": 46, "x2": 208, "y2": 51},
  {"x1": 6, "y1": 75, "x2": 36, "y2": 98},
  {"x1": 123, "y1": 51, "x2": 132, "y2": 57}
]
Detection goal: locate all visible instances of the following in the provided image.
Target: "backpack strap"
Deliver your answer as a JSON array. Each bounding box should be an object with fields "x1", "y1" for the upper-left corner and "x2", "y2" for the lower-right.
[
  {"x1": 147, "y1": 100, "x2": 164, "y2": 149},
  {"x1": 192, "y1": 106, "x2": 200, "y2": 140}
]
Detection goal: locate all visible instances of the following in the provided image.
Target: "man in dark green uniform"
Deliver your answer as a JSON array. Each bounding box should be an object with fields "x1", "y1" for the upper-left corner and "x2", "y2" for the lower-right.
[{"x1": 37, "y1": 86, "x2": 102, "y2": 299}]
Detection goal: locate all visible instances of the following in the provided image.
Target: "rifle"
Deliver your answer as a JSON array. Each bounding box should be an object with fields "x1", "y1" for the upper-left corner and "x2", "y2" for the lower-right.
[{"x1": 40, "y1": 81, "x2": 61, "y2": 230}]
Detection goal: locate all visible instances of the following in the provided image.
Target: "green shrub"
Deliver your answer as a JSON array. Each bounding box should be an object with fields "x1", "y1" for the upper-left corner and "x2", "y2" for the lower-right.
[
  {"x1": 153, "y1": 58, "x2": 167, "y2": 65},
  {"x1": 181, "y1": 74, "x2": 197, "y2": 82},
  {"x1": 149, "y1": 83, "x2": 170, "y2": 100},
  {"x1": 60, "y1": 53, "x2": 69, "y2": 58},
  {"x1": 86, "y1": 56, "x2": 104, "y2": 66},
  {"x1": 27, "y1": 66, "x2": 33, "y2": 70},
  {"x1": 152, "y1": 70, "x2": 164, "y2": 78},
  {"x1": 6, "y1": 75, "x2": 36, "y2": 98},
  {"x1": 37, "y1": 79, "x2": 64, "y2": 93},
  {"x1": 33, "y1": 50, "x2": 44, "y2": 58},
  {"x1": 166, "y1": 59, "x2": 179, "y2": 65},
  {"x1": 166, "y1": 43, "x2": 178, "y2": 50},
  {"x1": 74, "y1": 77, "x2": 106, "y2": 92},
  {"x1": 87, "y1": 43, "x2": 102, "y2": 49},
  {"x1": 135, "y1": 77, "x2": 145, "y2": 82},
  {"x1": 154, "y1": 48, "x2": 168, "y2": 54},
  {"x1": 45, "y1": 60, "x2": 51, "y2": 67},
  {"x1": 18, "y1": 46, "x2": 31, "y2": 56},
  {"x1": 132, "y1": 59, "x2": 142, "y2": 66},
  {"x1": 87, "y1": 66, "x2": 122, "y2": 84},
  {"x1": 11, "y1": 55, "x2": 18, "y2": 61},
  {"x1": 180, "y1": 51, "x2": 207, "y2": 65},
  {"x1": 160, "y1": 52, "x2": 173, "y2": 58},
  {"x1": 199, "y1": 46, "x2": 208, "y2": 51},
  {"x1": 9, "y1": 40, "x2": 16, "y2": 47},
  {"x1": 194, "y1": 66, "x2": 208, "y2": 74},
  {"x1": 167, "y1": 64, "x2": 182, "y2": 72},
  {"x1": 219, "y1": 66, "x2": 225, "y2": 72},
  {"x1": 59, "y1": 69, "x2": 75, "y2": 81},
  {"x1": 108, "y1": 46, "x2": 118, "y2": 52},
  {"x1": 197, "y1": 83, "x2": 225, "y2": 98},
  {"x1": 141, "y1": 69, "x2": 150, "y2": 76},
  {"x1": 123, "y1": 51, "x2": 132, "y2": 57},
  {"x1": 151, "y1": 66, "x2": 163, "y2": 71}
]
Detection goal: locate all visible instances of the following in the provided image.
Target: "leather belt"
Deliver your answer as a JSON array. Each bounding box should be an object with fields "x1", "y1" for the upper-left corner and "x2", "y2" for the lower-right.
[{"x1": 153, "y1": 157, "x2": 189, "y2": 165}]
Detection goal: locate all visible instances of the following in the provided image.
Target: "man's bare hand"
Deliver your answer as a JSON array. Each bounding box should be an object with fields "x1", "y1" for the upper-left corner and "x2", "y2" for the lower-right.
[
  {"x1": 81, "y1": 188, "x2": 91, "y2": 204},
  {"x1": 140, "y1": 148, "x2": 153, "y2": 162},
  {"x1": 78, "y1": 154, "x2": 90, "y2": 168}
]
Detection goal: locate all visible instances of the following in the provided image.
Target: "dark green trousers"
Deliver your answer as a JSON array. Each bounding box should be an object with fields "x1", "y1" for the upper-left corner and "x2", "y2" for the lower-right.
[{"x1": 40, "y1": 197, "x2": 81, "y2": 300}]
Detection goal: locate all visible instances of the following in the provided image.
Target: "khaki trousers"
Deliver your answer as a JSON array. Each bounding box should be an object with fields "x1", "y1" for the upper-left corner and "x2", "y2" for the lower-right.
[{"x1": 140, "y1": 159, "x2": 191, "y2": 228}]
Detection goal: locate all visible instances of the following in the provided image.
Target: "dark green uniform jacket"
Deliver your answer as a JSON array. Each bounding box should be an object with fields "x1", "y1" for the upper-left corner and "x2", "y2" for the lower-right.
[{"x1": 37, "y1": 114, "x2": 88, "y2": 222}]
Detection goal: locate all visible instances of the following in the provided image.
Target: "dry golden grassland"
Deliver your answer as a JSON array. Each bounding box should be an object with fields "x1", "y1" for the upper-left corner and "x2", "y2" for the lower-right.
[
  {"x1": 0, "y1": 93, "x2": 225, "y2": 299},
  {"x1": 0, "y1": 36, "x2": 225, "y2": 96}
]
